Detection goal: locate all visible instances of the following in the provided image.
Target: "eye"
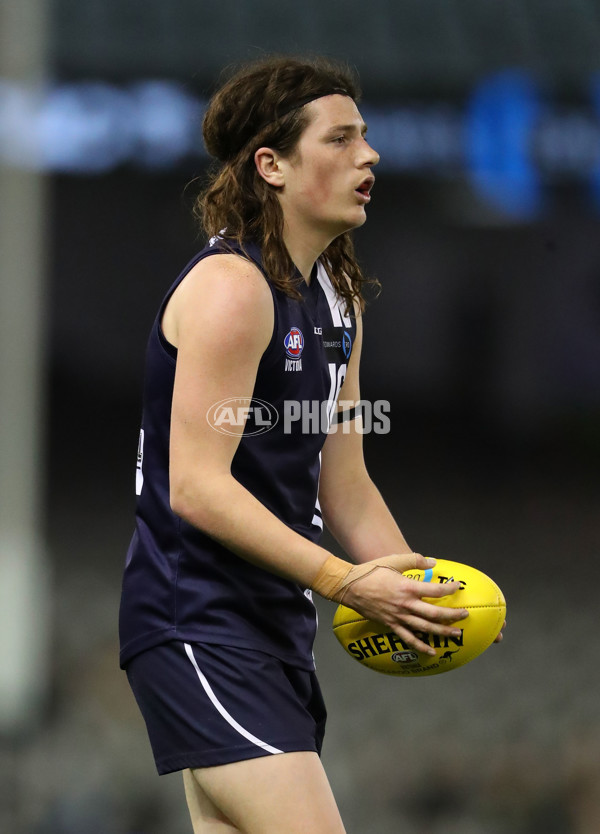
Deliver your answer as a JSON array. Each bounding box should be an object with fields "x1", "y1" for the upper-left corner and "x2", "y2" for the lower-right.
[{"x1": 333, "y1": 135, "x2": 347, "y2": 145}]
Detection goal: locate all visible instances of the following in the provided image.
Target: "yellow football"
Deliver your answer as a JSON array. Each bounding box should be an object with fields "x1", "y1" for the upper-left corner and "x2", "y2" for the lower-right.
[{"x1": 332, "y1": 559, "x2": 506, "y2": 677}]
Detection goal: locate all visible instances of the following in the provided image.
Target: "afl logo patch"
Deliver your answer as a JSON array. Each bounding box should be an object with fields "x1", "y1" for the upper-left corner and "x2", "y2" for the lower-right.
[{"x1": 284, "y1": 327, "x2": 304, "y2": 359}]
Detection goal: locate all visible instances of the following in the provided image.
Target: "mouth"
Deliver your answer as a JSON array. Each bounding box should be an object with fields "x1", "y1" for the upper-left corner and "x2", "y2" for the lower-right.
[{"x1": 355, "y1": 175, "x2": 375, "y2": 203}]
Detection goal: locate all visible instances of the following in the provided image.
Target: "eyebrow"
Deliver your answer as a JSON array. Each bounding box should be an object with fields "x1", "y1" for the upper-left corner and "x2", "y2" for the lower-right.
[{"x1": 325, "y1": 122, "x2": 368, "y2": 136}]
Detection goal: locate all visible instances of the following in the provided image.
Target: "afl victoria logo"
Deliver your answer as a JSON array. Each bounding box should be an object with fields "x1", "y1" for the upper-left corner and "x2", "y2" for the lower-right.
[
  {"x1": 207, "y1": 397, "x2": 279, "y2": 436},
  {"x1": 284, "y1": 327, "x2": 304, "y2": 359}
]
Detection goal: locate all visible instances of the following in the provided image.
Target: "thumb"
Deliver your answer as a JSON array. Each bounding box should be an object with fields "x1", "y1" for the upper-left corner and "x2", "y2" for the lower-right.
[{"x1": 370, "y1": 552, "x2": 435, "y2": 574}]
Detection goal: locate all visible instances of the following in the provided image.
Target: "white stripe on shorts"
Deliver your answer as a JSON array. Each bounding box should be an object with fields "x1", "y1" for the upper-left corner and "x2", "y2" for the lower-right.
[{"x1": 183, "y1": 642, "x2": 284, "y2": 755}]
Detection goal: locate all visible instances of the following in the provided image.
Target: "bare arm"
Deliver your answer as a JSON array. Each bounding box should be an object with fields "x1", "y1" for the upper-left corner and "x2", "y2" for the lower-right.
[
  {"x1": 319, "y1": 315, "x2": 414, "y2": 562},
  {"x1": 164, "y1": 253, "x2": 335, "y2": 588},
  {"x1": 318, "y1": 313, "x2": 469, "y2": 650}
]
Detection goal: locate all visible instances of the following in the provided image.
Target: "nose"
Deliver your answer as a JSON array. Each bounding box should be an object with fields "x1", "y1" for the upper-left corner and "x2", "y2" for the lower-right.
[{"x1": 359, "y1": 136, "x2": 380, "y2": 168}]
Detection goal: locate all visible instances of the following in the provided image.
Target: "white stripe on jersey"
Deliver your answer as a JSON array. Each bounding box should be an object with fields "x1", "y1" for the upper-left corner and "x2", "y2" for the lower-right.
[
  {"x1": 184, "y1": 643, "x2": 283, "y2": 755},
  {"x1": 315, "y1": 262, "x2": 352, "y2": 328}
]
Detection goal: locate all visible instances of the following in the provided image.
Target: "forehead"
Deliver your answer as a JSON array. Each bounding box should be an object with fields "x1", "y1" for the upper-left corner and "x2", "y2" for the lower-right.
[{"x1": 302, "y1": 94, "x2": 365, "y2": 134}]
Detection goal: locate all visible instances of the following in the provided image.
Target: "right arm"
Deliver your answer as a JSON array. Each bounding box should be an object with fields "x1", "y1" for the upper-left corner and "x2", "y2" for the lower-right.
[{"x1": 164, "y1": 253, "x2": 329, "y2": 588}]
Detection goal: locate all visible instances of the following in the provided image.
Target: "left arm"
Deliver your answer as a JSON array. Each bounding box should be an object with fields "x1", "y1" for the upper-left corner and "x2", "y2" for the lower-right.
[
  {"x1": 319, "y1": 314, "x2": 505, "y2": 642},
  {"x1": 319, "y1": 314, "x2": 412, "y2": 563}
]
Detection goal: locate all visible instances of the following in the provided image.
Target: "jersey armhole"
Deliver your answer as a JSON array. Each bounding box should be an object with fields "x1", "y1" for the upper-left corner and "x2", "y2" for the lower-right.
[
  {"x1": 155, "y1": 248, "x2": 278, "y2": 365},
  {"x1": 258, "y1": 281, "x2": 279, "y2": 367},
  {"x1": 154, "y1": 250, "x2": 211, "y2": 362}
]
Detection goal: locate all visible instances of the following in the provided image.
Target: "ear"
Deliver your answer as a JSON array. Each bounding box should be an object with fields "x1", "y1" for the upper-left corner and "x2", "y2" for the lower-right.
[{"x1": 254, "y1": 147, "x2": 286, "y2": 187}]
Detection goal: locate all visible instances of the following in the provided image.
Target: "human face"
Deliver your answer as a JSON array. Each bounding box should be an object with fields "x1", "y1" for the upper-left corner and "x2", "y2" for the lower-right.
[{"x1": 277, "y1": 94, "x2": 380, "y2": 245}]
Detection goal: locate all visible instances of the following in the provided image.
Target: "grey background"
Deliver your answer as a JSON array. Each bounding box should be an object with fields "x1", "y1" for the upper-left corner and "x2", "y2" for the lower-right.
[{"x1": 1, "y1": 1, "x2": 599, "y2": 832}]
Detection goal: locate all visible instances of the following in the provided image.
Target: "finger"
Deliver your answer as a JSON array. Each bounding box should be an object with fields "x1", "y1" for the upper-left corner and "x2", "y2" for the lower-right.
[
  {"x1": 395, "y1": 613, "x2": 466, "y2": 640},
  {"x1": 373, "y1": 552, "x2": 433, "y2": 574},
  {"x1": 493, "y1": 620, "x2": 507, "y2": 643},
  {"x1": 386, "y1": 623, "x2": 438, "y2": 656},
  {"x1": 408, "y1": 598, "x2": 469, "y2": 624},
  {"x1": 402, "y1": 577, "x2": 463, "y2": 600},
  {"x1": 411, "y1": 552, "x2": 435, "y2": 570}
]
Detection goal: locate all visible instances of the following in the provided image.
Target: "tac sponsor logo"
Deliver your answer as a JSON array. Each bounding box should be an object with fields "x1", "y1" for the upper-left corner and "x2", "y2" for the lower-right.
[
  {"x1": 206, "y1": 397, "x2": 279, "y2": 436},
  {"x1": 404, "y1": 571, "x2": 467, "y2": 591}
]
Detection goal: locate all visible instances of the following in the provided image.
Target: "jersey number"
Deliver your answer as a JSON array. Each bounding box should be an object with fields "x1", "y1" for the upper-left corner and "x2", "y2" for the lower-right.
[{"x1": 326, "y1": 363, "x2": 346, "y2": 428}]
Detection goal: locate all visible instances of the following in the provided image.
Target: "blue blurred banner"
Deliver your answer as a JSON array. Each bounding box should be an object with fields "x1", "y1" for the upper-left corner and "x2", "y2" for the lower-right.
[
  {"x1": 465, "y1": 72, "x2": 543, "y2": 219},
  {"x1": 3, "y1": 72, "x2": 600, "y2": 218}
]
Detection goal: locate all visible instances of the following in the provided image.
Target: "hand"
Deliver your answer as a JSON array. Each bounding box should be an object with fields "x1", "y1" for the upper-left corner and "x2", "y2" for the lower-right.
[{"x1": 341, "y1": 553, "x2": 469, "y2": 657}]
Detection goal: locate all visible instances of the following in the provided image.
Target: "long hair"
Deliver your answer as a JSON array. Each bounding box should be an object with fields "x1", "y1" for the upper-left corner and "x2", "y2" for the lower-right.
[{"x1": 195, "y1": 55, "x2": 378, "y2": 314}]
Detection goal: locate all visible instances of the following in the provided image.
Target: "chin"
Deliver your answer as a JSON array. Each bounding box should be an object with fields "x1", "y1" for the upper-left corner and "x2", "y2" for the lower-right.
[
  {"x1": 321, "y1": 211, "x2": 367, "y2": 242},
  {"x1": 341, "y1": 209, "x2": 368, "y2": 232},
  {"x1": 345, "y1": 209, "x2": 368, "y2": 231}
]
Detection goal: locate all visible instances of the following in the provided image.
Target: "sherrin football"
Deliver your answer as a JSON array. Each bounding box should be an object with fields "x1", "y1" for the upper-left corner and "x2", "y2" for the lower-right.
[{"x1": 332, "y1": 559, "x2": 506, "y2": 677}]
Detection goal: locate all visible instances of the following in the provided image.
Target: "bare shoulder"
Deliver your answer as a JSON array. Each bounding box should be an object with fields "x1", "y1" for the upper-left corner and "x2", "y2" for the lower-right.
[
  {"x1": 163, "y1": 252, "x2": 273, "y2": 349},
  {"x1": 170, "y1": 252, "x2": 271, "y2": 318}
]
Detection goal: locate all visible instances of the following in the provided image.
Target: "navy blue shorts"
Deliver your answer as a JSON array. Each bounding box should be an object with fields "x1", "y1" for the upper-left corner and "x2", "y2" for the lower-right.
[{"x1": 125, "y1": 641, "x2": 327, "y2": 775}]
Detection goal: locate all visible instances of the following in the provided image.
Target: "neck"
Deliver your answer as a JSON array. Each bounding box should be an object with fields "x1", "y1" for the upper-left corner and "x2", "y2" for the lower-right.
[{"x1": 282, "y1": 221, "x2": 335, "y2": 285}]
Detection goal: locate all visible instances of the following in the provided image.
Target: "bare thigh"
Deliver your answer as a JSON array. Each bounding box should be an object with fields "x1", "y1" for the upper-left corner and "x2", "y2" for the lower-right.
[
  {"x1": 183, "y1": 768, "x2": 240, "y2": 833},
  {"x1": 185, "y1": 751, "x2": 346, "y2": 834}
]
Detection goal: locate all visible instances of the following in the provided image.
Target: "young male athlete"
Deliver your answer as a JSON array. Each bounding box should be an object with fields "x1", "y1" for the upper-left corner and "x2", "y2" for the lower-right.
[{"x1": 119, "y1": 56, "x2": 476, "y2": 833}]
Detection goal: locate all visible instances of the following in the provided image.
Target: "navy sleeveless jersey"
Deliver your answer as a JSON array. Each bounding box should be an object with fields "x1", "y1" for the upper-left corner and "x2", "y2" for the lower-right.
[{"x1": 119, "y1": 239, "x2": 356, "y2": 670}]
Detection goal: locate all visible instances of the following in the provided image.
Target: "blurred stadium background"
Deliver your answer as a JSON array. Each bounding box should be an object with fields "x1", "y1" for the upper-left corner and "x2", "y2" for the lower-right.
[{"x1": 1, "y1": 1, "x2": 599, "y2": 831}]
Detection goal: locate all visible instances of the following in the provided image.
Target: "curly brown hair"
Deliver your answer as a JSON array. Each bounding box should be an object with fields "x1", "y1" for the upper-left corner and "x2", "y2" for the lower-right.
[{"x1": 194, "y1": 55, "x2": 378, "y2": 314}]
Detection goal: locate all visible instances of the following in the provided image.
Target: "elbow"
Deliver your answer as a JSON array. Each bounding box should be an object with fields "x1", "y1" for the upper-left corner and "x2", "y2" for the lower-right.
[
  {"x1": 169, "y1": 471, "x2": 231, "y2": 533},
  {"x1": 169, "y1": 483, "x2": 195, "y2": 525}
]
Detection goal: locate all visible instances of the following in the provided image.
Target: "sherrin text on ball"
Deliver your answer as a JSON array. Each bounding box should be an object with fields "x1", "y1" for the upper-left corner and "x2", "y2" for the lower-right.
[{"x1": 332, "y1": 559, "x2": 506, "y2": 677}]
